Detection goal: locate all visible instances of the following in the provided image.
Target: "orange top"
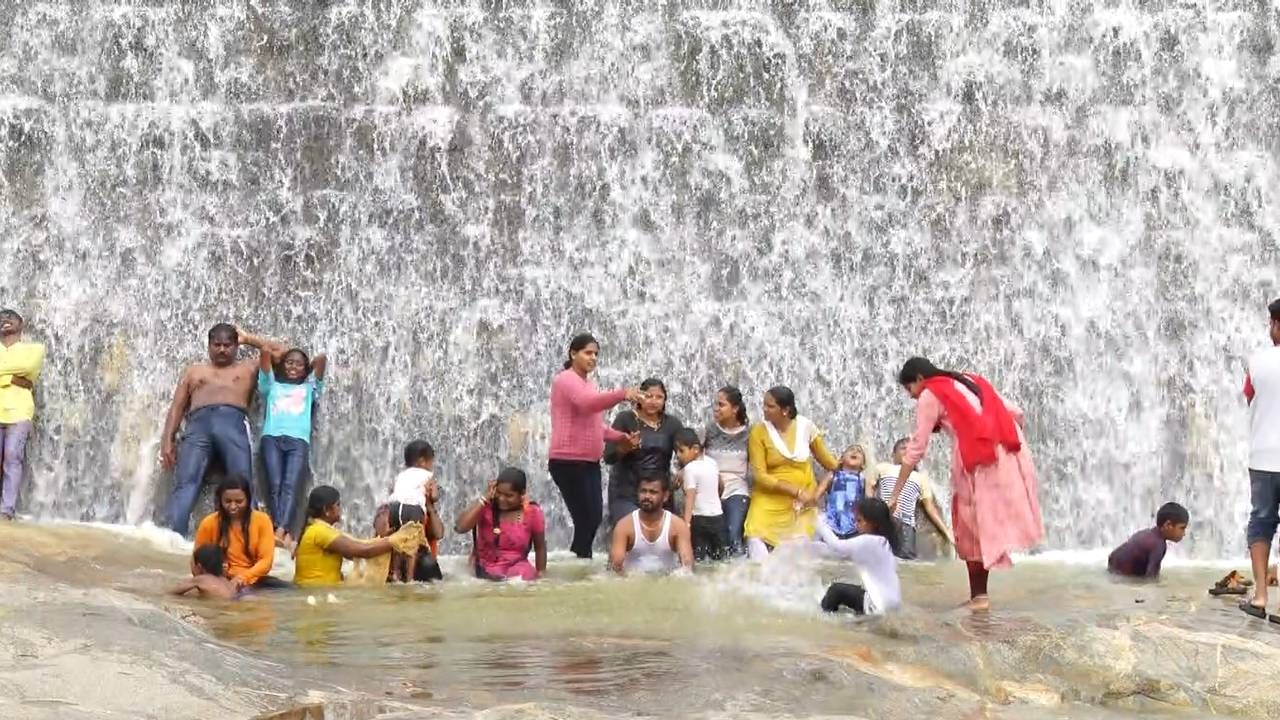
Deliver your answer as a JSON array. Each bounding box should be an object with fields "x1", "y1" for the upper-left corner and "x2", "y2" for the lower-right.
[{"x1": 194, "y1": 510, "x2": 276, "y2": 585}]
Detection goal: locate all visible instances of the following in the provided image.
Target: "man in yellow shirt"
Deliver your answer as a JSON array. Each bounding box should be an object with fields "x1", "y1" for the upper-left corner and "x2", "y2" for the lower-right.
[{"x1": 0, "y1": 309, "x2": 46, "y2": 520}]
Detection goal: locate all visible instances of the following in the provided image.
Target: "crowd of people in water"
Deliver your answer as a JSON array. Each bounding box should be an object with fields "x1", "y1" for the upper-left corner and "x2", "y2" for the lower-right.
[
  {"x1": 11, "y1": 304, "x2": 1280, "y2": 619},
  {"x1": 143, "y1": 321, "x2": 1053, "y2": 616}
]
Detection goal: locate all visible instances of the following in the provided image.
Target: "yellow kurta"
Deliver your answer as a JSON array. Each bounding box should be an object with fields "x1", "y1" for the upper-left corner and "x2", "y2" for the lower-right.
[
  {"x1": 743, "y1": 420, "x2": 839, "y2": 547},
  {"x1": 0, "y1": 342, "x2": 45, "y2": 424}
]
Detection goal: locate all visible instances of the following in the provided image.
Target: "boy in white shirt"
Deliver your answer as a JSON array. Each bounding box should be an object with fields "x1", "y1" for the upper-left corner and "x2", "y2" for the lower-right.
[
  {"x1": 387, "y1": 440, "x2": 445, "y2": 582},
  {"x1": 676, "y1": 428, "x2": 727, "y2": 561}
]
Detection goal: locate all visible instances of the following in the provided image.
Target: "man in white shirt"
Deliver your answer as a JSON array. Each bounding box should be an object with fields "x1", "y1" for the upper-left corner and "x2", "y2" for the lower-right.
[{"x1": 1241, "y1": 299, "x2": 1280, "y2": 619}]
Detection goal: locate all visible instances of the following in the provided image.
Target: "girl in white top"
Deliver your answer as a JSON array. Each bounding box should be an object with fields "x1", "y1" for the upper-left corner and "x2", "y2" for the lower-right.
[{"x1": 816, "y1": 497, "x2": 902, "y2": 615}]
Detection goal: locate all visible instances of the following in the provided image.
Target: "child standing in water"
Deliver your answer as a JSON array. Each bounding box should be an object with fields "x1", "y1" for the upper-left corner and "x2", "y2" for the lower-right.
[
  {"x1": 258, "y1": 345, "x2": 326, "y2": 547},
  {"x1": 818, "y1": 497, "x2": 902, "y2": 616},
  {"x1": 1108, "y1": 502, "x2": 1189, "y2": 578},
  {"x1": 455, "y1": 467, "x2": 547, "y2": 581},
  {"x1": 169, "y1": 545, "x2": 239, "y2": 600},
  {"x1": 676, "y1": 428, "x2": 727, "y2": 561},
  {"x1": 822, "y1": 445, "x2": 870, "y2": 540},
  {"x1": 871, "y1": 438, "x2": 954, "y2": 559},
  {"x1": 386, "y1": 440, "x2": 446, "y2": 582}
]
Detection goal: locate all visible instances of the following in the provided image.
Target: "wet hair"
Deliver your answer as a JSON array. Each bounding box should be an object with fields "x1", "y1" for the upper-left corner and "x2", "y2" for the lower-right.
[
  {"x1": 403, "y1": 440, "x2": 435, "y2": 467},
  {"x1": 274, "y1": 348, "x2": 311, "y2": 384},
  {"x1": 674, "y1": 427, "x2": 701, "y2": 450},
  {"x1": 897, "y1": 357, "x2": 981, "y2": 398},
  {"x1": 718, "y1": 385, "x2": 749, "y2": 426},
  {"x1": 214, "y1": 475, "x2": 254, "y2": 560},
  {"x1": 305, "y1": 485, "x2": 341, "y2": 522},
  {"x1": 854, "y1": 497, "x2": 901, "y2": 554},
  {"x1": 765, "y1": 386, "x2": 798, "y2": 419},
  {"x1": 1156, "y1": 502, "x2": 1189, "y2": 527},
  {"x1": 192, "y1": 544, "x2": 225, "y2": 576},
  {"x1": 637, "y1": 475, "x2": 671, "y2": 492},
  {"x1": 564, "y1": 333, "x2": 599, "y2": 370},
  {"x1": 0, "y1": 309, "x2": 21, "y2": 323},
  {"x1": 208, "y1": 323, "x2": 238, "y2": 343},
  {"x1": 892, "y1": 437, "x2": 908, "y2": 455},
  {"x1": 639, "y1": 378, "x2": 668, "y2": 414},
  {"x1": 1270, "y1": 300, "x2": 1280, "y2": 323},
  {"x1": 491, "y1": 466, "x2": 529, "y2": 535}
]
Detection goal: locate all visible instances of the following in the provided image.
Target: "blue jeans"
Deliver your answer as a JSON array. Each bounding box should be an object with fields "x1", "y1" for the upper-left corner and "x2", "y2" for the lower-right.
[
  {"x1": 722, "y1": 495, "x2": 750, "y2": 557},
  {"x1": 1248, "y1": 468, "x2": 1280, "y2": 545},
  {"x1": 166, "y1": 405, "x2": 253, "y2": 537},
  {"x1": 261, "y1": 435, "x2": 310, "y2": 535},
  {"x1": 0, "y1": 420, "x2": 33, "y2": 516}
]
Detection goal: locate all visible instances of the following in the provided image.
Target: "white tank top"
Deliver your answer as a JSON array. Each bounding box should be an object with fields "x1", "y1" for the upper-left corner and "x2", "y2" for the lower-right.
[{"x1": 624, "y1": 510, "x2": 680, "y2": 574}]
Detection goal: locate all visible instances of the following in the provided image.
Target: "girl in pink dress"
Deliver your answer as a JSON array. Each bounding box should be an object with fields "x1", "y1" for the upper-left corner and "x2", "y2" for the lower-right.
[
  {"x1": 455, "y1": 467, "x2": 548, "y2": 581},
  {"x1": 889, "y1": 357, "x2": 1044, "y2": 611}
]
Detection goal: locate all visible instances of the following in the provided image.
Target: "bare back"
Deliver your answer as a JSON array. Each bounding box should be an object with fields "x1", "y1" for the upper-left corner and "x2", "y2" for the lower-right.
[{"x1": 186, "y1": 359, "x2": 258, "y2": 411}]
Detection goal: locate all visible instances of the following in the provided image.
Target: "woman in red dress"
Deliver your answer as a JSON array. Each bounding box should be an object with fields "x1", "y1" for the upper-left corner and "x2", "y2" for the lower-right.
[{"x1": 889, "y1": 357, "x2": 1044, "y2": 610}]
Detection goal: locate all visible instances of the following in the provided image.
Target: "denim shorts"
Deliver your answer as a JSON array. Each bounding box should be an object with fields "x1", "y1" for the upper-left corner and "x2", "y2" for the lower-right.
[{"x1": 1247, "y1": 469, "x2": 1280, "y2": 545}]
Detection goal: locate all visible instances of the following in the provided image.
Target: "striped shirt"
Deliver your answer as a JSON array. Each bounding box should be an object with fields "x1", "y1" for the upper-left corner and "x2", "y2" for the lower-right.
[{"x1": 876, "y1": 475, "x2": 920, "y2": 528}]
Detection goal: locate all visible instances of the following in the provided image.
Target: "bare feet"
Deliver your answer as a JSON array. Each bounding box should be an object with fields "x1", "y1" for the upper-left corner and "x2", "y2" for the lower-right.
[{"x1": 962, "y1": 595, "x2": 990, "y2": 612}]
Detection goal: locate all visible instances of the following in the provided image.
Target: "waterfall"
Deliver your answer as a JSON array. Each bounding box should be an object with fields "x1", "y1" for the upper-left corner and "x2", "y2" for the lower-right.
[{"x1": 0, "y1": 0, "x2": 1275, "y2": 556}]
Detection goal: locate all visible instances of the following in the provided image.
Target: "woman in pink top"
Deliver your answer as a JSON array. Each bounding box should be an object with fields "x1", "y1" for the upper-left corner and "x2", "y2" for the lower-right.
[
  {"x1": 889, "y1": 357, "x2": 1044, "y2": 611},
  {"x1": 548, "y1": 333, "x2": 641, "y2": 558},
  {"x1": 456, "y1": 468, "x2": 547, "y2": 581}
]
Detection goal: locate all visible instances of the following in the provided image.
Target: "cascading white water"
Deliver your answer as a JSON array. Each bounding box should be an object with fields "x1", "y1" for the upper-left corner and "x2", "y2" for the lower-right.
[{"x1": 0, "y1": 1, "x2": 1275, "y2": 555}]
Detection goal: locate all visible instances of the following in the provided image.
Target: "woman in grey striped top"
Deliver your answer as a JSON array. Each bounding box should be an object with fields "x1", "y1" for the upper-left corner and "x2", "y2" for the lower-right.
[{"x1": 702, "y1": 386, "x2": 752, "y2": 557}]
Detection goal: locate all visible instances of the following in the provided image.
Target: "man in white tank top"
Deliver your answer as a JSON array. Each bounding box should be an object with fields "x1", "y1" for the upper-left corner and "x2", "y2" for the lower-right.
[
  {"x1": 1242, "y1": 299, "x2": 1280, "y2": 619},
  {"x1": 609, "y1": 476, "x2": 693, "y2": 575}
]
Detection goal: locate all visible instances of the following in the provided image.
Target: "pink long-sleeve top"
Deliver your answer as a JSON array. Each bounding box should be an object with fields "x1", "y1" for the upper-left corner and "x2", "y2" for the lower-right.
[{"x1": 549, "y1": 369, "x2": 628, "y2": 462}]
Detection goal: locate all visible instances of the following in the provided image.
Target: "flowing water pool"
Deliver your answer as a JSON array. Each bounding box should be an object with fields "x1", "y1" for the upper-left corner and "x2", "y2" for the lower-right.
[{"x1": 2, "y1": 520, "x2": 1276, "y2": 720}]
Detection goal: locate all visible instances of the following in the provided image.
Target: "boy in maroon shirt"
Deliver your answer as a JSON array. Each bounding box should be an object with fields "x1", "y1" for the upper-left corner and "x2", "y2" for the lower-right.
[{"x1": 1108, "y1": 502, "x2": 1189, "y2": 578}]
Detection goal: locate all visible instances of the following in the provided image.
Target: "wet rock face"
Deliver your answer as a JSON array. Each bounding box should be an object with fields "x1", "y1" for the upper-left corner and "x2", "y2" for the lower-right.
[{"x1": 0, "y1": 1, "x2": 1275, "y2": 558}]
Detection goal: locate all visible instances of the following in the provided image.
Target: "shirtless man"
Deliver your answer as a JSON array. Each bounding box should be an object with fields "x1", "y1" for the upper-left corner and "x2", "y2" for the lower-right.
[
  {"x1": 161, "y1": 323, "x2": 282, "y2": 536},
  {"x1": 609, "y1": 475, "x2": 694, "y2": 576}
]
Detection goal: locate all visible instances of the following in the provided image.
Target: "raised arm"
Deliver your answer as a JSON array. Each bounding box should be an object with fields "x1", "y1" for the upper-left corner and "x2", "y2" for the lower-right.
[
  {"x1": 810, "y1": 434, "x2": 840, "y2": 473},
  {"x1": 160, "y1": 367, "x2": 195, "y2": 469},
  {"x1": 891, "y1": 391, "x2": 942, "y2": 512},
  {"x1": 560, "y1": 373, "x2": 631, "y2": 414},
  {"x1": 311, "y1": 353, "x2": 327, "y2": 381},
  {"x1": 455, "y1": 482, "x2": 496, "y2": 533},
  {"x1": 234, "y1": 326, "x2": 287, "y2": 359}
]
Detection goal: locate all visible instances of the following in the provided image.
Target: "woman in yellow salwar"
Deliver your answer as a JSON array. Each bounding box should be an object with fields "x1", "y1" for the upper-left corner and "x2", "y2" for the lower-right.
[{"x1": 744, "y1": 386, "x2": 840, "y2": 559}]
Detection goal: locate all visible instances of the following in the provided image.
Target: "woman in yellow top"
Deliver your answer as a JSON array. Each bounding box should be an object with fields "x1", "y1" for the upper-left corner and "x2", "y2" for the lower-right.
[
  {"x1": 294, "y1": 485, "x2": 417, "y2": 587},
  {"x1": 744, "y1": 386, "x2": 839, "y2": 559}
]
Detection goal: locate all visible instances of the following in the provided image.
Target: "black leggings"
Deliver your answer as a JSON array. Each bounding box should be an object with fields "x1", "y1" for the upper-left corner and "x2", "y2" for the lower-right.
[
  {"x1": 822, "y1": 582, "x2": 867, "y2": 615},
  {"x1": 549, "y1": 459, "x2": 603, "y2": 559}
]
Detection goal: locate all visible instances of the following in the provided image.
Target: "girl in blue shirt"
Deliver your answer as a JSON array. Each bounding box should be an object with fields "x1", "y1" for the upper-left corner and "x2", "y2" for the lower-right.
[{"x1": 259, "y1": 346, "x2": 326, "y2": 547}]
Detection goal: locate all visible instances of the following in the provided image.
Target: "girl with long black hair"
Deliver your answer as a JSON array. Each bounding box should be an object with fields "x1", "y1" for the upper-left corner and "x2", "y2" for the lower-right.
[
  {"x1": 193, "y1": 475, "x2": 283, "y2": 589},
  {"x1": 892, "y1": 356, "x2": 1042, "y2": 611},
  {"x1": 818, "y1": 497, "x2": 902, "y2": 615}
]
